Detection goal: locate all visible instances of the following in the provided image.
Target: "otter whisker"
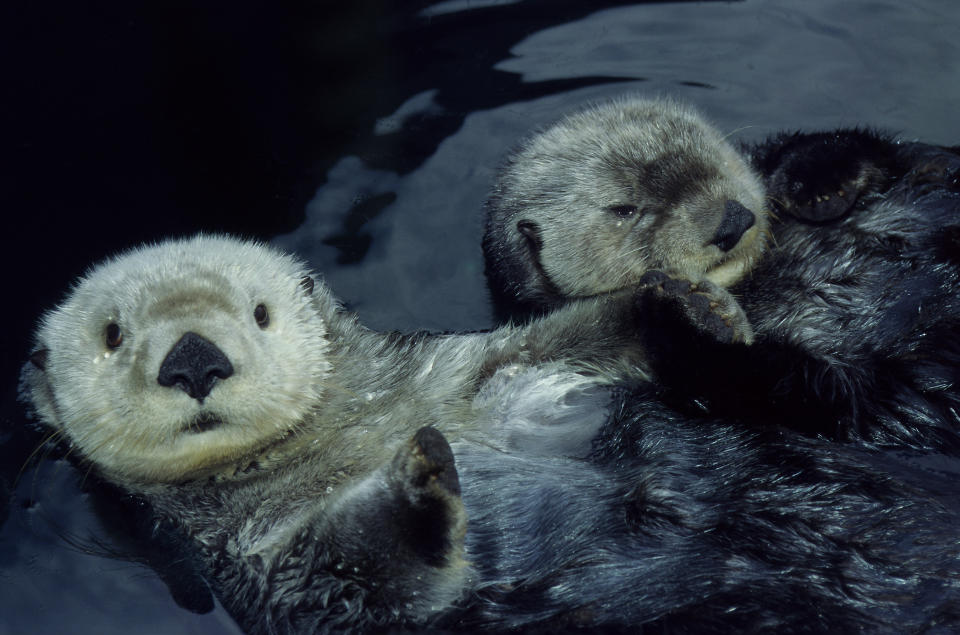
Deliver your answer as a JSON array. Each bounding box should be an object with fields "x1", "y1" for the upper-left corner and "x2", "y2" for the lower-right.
[
  {"x1": 17, "y1": 426, "x2": 68, "y2": 486},
  {"x1": 720, "y1": 124, "x2": 756, "y2": 142}
]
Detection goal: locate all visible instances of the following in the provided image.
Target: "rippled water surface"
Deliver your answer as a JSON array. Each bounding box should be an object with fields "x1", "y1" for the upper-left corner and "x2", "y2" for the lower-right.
[{"x1": 3, "y1": 1, "x2": 959, "y2": 632}]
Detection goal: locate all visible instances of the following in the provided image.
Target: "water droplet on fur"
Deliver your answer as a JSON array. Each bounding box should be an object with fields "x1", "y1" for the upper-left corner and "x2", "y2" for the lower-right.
[
  {"x1": 325, "y1": 486, "x2": 333, "y2": 494},
  {"x1": 365, "y1": 392, "x2": 374, "y2": 401}
]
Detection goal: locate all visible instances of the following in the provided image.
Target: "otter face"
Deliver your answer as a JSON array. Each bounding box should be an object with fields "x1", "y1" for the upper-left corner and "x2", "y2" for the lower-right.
[
  {"x1": 23, "y1": 235, "x2": 332, "y2": 484},
  {"x1": 486, "y1": 97, "x2": 769, "y2": 307}
]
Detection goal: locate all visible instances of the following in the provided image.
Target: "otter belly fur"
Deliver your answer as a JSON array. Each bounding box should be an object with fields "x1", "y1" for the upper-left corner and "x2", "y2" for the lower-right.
[
  {"x1": 484, "y1": 96, "x2": 960, "y2": 452},
  {"x1": 19, "y1": 235, "x2": 960, "y2": 631}
]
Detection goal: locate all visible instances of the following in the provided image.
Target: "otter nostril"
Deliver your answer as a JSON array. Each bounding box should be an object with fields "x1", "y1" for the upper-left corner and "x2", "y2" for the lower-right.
[
  {"x1": 157, "y1": 332, "x2": 234, "y2": 403},
  {"x1": 709, "y1": 200, "x2": 756, "y2": 252}
]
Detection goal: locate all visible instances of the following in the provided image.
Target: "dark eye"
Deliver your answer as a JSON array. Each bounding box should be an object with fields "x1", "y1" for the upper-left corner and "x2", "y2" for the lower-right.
[
  {"x1": 607, "y1": 204, "x2": 639, "y2": 218},
  {"x1": 105, "y1": 323, "x2": 123, "y2": 349},
  {"x1": 254, "y1": 304, "x2": 270, "y2": 329}
]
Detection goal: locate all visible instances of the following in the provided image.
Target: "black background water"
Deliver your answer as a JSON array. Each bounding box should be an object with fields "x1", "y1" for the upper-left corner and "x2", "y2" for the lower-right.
[{"x1": 3, "y1": 1, "x2": 960, "y2": 632}]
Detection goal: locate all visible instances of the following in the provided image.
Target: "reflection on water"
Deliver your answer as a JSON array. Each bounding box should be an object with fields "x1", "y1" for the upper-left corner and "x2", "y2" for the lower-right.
[{"x1": 4, "y1": 1, "x2": 960, "y2": 632}]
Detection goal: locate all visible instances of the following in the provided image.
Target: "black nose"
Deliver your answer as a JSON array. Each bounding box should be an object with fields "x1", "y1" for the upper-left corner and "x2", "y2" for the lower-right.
[
  {"x1": 157, "y1": 332, "x2": 234, "y2": 403},
  {"x1": 709, "y1": 200, "x2": 756, "y2": 252}
]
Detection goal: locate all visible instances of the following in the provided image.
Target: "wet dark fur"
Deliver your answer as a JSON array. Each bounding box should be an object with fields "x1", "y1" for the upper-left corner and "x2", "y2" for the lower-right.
[
  {"x1": 663, "y1": 140, "x2": 960, "y2": 451},
  {"x1": 105, "y1": 384, "x2": 960, "y2": 634},
  {"x1": 485, "y1": 130, "x2": 960, "y2": 452},
  {"x1": 75, "y1": 253, "x2": 960, "y2": 633},
  {"x1": 27, "y1": 133, "x2": 960, "y2": 632},
  {"x1": 448, "y1": 386, "x2": 960, "y2": 633}
]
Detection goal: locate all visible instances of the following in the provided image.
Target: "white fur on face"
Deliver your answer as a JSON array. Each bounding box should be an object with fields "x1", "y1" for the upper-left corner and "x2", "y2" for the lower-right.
[{"x1": 24, "y1": 235, "x2": 333, "y2": 483}]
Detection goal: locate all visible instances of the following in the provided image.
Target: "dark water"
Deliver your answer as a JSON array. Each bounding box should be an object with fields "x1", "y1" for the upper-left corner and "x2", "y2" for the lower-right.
[{"x1": 3, "y1": 1, "x2": 960, "y2": 632}]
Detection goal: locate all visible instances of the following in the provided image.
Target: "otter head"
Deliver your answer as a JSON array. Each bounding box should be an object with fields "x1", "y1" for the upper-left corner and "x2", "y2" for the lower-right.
[
  {"x1": 22, "y1": 235, "x2": 333, "y2": 484},
  {"x1": 484, "y1": 97, "x2": 769, "y2": 320}
]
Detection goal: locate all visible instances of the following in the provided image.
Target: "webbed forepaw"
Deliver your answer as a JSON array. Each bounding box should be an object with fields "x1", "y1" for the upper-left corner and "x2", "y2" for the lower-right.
[
  {"x1": 637, "y1": 270, "x2": 753, "y2": 346},
  {"x1": 761, "y1": 129, "x2": 901, "y2": 224},
  {"x1": 390, "y1": 426, "x2": 461, "y2": 503},
  {"x1": 785, "y1": 185, "x2": 861, "y2": 223}
]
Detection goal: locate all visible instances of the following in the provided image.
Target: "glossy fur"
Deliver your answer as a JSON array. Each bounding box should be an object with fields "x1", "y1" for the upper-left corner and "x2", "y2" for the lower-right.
[{"x1": 446, "y1": 382, "x2": 960, "y2": 632}]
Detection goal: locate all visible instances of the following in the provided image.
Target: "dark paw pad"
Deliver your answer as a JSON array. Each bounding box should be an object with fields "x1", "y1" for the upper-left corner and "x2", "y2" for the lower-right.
[
  {"x1": 390, "y1": 426, "x2": 461, "y2": 501},
  {"x1": 381, "y1": 427, "x2": 466, "y2": 569},
  {"x1": 763, "y1": 130, "x2": 900, "y2": 224},
  {"x1": 639, "y1": 272, "x2": 753, "y2": 345},
  {"x1": 787, "y1": 185, "x2": 860, "y2": 223}
]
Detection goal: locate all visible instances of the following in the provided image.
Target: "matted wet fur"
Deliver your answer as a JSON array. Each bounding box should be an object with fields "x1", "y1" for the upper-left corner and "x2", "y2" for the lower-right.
[
  {"x1": 446, "y1": 382, "x2": 960, "y2": 633},
  {"x1": 484, "y1": 96, "x2": 960, "y2": 452}
]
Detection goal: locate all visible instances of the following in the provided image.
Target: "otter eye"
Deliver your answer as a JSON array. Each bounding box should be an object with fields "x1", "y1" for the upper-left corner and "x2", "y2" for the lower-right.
[
  {"x1": 254, "y1": 303, "x2": 270, "y2": 329},
  {"x1": 105, "y1": 323, "x2": 123, "y2": 349},
  {"x1": 607, "y1": 204, "x2": 639, "y2": 218}
]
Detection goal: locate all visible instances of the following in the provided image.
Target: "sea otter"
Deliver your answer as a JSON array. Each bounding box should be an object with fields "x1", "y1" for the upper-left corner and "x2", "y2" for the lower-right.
[
  {"x1": 20, "y1": 233, "x2": 750, "y2": 631},
  {"x1": 484, "y1": 97, "x2": 770, "y2": 318},
  {"x1": 24, "y1": 234, "x2": 742, "y2": 485},
  {"x1": 483, "y1": 96, "x2": 960, "y2": 452},
  {"x1": 19, "y1": 235, "x2": 960, "y2": 632}
]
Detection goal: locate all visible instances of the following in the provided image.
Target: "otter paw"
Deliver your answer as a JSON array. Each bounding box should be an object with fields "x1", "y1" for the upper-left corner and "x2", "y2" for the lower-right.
[
  {"x1": 787, "y1": 185, "x2": 860, "y2": 223},
  {"x1": 763, "y1": 130, "x2": 900, "y2": 223},
  {"x1": 637, "y1": 271, "x2": 753, "y2": 345},
  {"x1": 389, "y1": 426, "x2": 461, "y2": 502},
  {"x1": 385, "y1": 426, "x2": 466, "y2": 567}
]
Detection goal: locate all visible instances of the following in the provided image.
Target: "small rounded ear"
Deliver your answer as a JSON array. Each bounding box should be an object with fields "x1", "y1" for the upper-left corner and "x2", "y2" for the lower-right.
[
  {"x1": 299, "y1": 276, "x2": 315, "y2": 296},
  {"x1": 516, "y1": 219, "x2": 544, "y2": 253},
  {"x1": 29, "y1": 349, "x2": 49, "y2": 372}
]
